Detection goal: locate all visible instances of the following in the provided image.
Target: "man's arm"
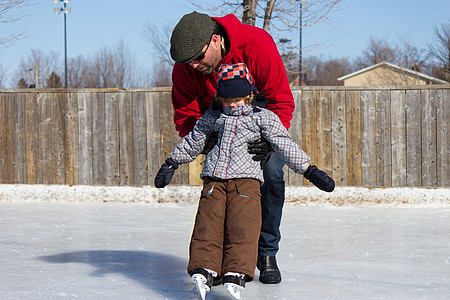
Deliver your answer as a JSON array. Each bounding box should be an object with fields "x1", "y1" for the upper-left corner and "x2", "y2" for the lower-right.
[
  {"x1": 171, "y1": 63, "x2": 204, "y2": 137},
  {"x1": 244, "y1": 26, "x2": 295, "y2": 129}
]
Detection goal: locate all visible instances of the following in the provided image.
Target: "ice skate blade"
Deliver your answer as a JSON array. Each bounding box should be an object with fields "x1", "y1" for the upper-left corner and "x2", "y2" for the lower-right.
[
  {"x1": 192, "y1": 274, "x2": 210, "y2": 300},
  {"x1": 224, "y1": 283, "x2": 244, "y2": 299}
]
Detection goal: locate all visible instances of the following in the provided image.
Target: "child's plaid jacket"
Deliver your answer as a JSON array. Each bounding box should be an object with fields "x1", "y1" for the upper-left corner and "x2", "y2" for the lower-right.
[{"x1": 169, "y1": 103, "x2": 311, "y2": 184}]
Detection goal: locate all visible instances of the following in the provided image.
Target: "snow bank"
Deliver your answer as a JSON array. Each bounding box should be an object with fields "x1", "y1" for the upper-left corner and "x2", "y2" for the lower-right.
[{"x1": 0, "y1": 184, "x2": 448, "y2": 207}]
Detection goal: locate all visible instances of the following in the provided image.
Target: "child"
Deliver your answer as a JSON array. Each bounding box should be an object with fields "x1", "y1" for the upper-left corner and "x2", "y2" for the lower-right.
[{"x1": 155, "y1": 63, "x2": 334, "y2": 299}]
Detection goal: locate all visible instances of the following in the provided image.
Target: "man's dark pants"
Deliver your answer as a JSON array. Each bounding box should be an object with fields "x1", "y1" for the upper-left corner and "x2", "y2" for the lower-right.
[{"x1": 258, "y1": 153, "x2": 285, "y2": 257}]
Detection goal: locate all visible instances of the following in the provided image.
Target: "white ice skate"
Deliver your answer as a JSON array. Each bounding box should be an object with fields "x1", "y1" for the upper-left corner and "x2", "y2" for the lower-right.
[
  {"x1": 191, "y1": 268, "x2": 213, "y2": 300},
  {"x1": 224, "y1": 282, "x2": 244, "y2": 299},
  {"x1": 192, "y1": 273, "x2": 210, "y2": 300},
  {"x1": 223, "y1": 272, "x2": 246, "y2": 300}
]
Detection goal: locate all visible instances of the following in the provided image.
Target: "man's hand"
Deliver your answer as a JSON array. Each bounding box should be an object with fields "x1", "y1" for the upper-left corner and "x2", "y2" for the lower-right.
[
  {"x1": 248, "y1": 137, "x2": 273, "y2": 169},
  {"x1": 201, "y1": 131, "x2": 219, "y2": 155},
  {"x1": 303, "y1": 165, "x2": 335, "y2": 192},
  {"x1": 154, "y1": 158, "x2": 179, "y2": 188}
]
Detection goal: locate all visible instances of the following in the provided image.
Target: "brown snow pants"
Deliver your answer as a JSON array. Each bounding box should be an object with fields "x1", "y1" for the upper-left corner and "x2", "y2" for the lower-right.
[{"x1": 187, "y1": 177, "x2": 262, "y2": 280}]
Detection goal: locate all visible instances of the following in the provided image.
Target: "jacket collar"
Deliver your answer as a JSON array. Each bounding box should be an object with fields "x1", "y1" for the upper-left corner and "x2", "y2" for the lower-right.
[{"x1": 222, "y1": 104, "x2": 253, "y2": 116}]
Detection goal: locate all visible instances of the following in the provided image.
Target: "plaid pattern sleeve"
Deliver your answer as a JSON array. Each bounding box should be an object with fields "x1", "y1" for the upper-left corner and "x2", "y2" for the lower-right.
[
  {"x1": 257, "y1": 108, "x2": 311, "y2": 174},
  {"x1": 170, "y1": 111, "x2": 215, "y2": 165}
]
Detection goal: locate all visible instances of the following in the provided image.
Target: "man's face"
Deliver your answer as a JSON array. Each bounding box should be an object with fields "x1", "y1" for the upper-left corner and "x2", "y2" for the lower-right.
[{"x1": 189, "y1": 35, "x2": 221, "y2": 75}]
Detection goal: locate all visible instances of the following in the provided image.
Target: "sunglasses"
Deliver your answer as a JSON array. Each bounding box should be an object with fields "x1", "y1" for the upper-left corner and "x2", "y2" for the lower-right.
[{"x1": 191, "y1": 40, "x2": 211, "y2": 63}]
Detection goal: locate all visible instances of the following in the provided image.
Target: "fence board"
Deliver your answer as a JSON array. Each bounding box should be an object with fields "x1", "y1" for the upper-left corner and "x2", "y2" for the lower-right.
[
  {"x1": 331, "y1": 90, "x2": 346, "y2": 185},
  {"x1": 301, "y1": 89, "x2": 316, "y2": 186},
  {"x1": 360, "y1": 91, "x2": 377, "y2": 186},
  {"x1": 118, "y1": 92, "x2": 134, "y2": 185},
  {"x1": 375, "y1": 90, "x2": 391, "y2": 186},
  {"x1": 405, "y1": 90, "x2": 421, "y2": 186},
  {"x1": 77, "y1": 92, "x2": 93, "y2": 185},
  {"x1": 158, "y1": 92, "x2": 187, "y2": 184},
  {"x1": 0, "y1": 94, "x2": 5, "y2": 182},
  {"x1": 25, "y1": 93, "x2": 38, "y2": 184},
  {"x1": 421, "y1": 89, "x2": 437, "y2": 186},
  {"x1": 92, "y1": 92, "x2": 106, "y2": 185},
  {"x1": 146, "y1": 92, "x2": 162, "y2": 185},
  {"x1": 1, "y1": 93, "x2": 12, "y2": 183},
  {"x1": 286, "y1": 89, "x2": 303, "y2": 186},
  {"x1": 390, "y1": 90, "x2": 407, "y2": 186},
  {"x1": 11, "y1": 93, "x2": 26, "y2": 183},
  {"x1": 52, "y1": 93, "x2": 66, "y2": 184},
  {"x1": 64, "y1": 93, "x2": 78, "y2": 185},
  {"x1": 37, "y1": 93, "x2": 53, "y2": 184},
  {"x1": 132, "y1": 92, "x2": 148, "y2": 185},
  {"x1": 318, "y1": 90, "x2": 333, "y2": 175},
  {"x1": 105, "y1": 93, "x2": 120, "y2": 185},
  {"x1": 436, "y1": 89, "x2": 449, "y2": 187},
  {"x1": 189, "y1": 156, "x2": 204, "y2": 185},
  {"x1": 345, "y1": 91, "x2": 362, "y2": 186}
]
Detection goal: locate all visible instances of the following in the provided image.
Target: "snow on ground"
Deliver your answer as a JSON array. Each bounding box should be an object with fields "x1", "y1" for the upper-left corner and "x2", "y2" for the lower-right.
[{"x1": 0, "y1": 184, "x2": 448, "y2": 207}]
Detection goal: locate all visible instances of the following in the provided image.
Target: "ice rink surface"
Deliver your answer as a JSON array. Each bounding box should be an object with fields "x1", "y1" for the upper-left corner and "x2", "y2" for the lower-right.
[{"x1": 1, "y1": 202, "x2": 449, "y2": 299}]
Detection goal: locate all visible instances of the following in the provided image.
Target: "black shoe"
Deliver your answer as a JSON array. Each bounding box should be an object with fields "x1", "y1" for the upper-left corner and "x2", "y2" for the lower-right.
[{"x1": 257, "y1": 256, "x2": 282, "y2": 284}]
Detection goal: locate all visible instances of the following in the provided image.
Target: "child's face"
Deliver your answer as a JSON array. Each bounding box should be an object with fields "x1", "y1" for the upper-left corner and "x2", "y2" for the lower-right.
[{"x1": 222, "y1": 98, "x2": 246, "y2": 108}]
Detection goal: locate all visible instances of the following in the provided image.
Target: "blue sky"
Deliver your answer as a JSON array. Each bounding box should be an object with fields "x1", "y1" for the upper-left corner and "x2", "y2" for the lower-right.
[{"x1": 1, "y1": 0, "x2": 449, "y2": 87}]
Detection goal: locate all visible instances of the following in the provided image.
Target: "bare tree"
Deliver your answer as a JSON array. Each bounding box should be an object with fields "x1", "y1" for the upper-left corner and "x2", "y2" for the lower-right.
[
  {"x1": 142, "y1": 22, "x2": 174, "y2": 67},
  {"x1": 92, "y1": 40, "x2": 138, "y2": 88},
  {"x1": 281, "y1": 50, "x2": 299, "y2": 83},
  {"x1": 142, "y1": 22, "x2": 174, "y2": 87},
  {"x1": 151, "y1": 62, "x2": 172, "y2": 87},
  {"x1": 399, "y1": 38, "x2": 429, "y2": 73},
  {"x1": 354, "y1": 36, "x2": 398, "y2": 69},
  {"x1": 46, "y1": 71, "x2": 62, "y2": 88},
  {"x1": 17, "y1": 78, "x2": 27, "y2": 88},
  {"x1": 242, "y1": 0, "x2": 257, "y2": 26},
  {"x1": 0, "y1": 0, "x2": 33, "y2": 47},
  {"x1": 303, "y1": 55, "x2": 352, "y2": 85},
  {"x1": 66, "y1": 55, "x2": 91, "y2": 88},
  {"x1": 354, "y1": 35, "x2": 432, "y2": 83},
  {"x1": 428, "y1": 20, "x2": 450, "y2": 82},
  {"x1": 188, "y1": 0, "x2": 343, "y2": 33},
  {"x1": 12, "y1": 49, "x2": 60, "y2": 88}
]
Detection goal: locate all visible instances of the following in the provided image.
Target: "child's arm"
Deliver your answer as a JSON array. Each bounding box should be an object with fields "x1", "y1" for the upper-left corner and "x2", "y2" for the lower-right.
[
  {"x1": 259, "y1": 110, "x2": 335, "y2": 192},
  {"x1": 259, "y1": 111, "x2": 310, "y2": 173},
  {"x1": 170, "y1": 112, "x2": 215, "y2": 164},
  {"x1": 154, "y1": 112, "x2": 215, "y2": 188}
]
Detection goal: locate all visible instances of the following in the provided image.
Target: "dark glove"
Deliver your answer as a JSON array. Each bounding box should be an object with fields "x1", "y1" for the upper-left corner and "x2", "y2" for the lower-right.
[
  {"x1": 154, "y1": 158, "x2": 179, "y2": 188},
  {"x1": 201, "y1": 131, "x2": 219, "y2": 155},
  {"x1": 248, "y1": 137, "x2": 273, "y2": 169},
  {"x1": 304, "y1": 165, "x2": 335, "y2": 192}
]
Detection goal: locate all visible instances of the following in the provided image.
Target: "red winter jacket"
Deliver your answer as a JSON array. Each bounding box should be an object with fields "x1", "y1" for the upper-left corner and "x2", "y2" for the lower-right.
[{"x1": 171, "y1": 14, "x2": 295, "y2": 137}]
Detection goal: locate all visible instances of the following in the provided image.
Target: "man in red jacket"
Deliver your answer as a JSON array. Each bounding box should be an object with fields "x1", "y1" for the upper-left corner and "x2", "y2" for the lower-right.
[{"x1": 170, "y1": 11, "x2": 295, "y2": 284}]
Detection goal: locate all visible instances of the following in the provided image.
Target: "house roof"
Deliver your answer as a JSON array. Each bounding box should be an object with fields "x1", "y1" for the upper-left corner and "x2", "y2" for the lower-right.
[{"x1": 337, "y1": 62, "x2": 449, "y2": 84}]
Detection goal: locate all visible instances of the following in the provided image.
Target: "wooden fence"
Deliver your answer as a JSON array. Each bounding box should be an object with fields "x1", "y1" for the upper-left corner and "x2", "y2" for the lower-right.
[{"x1": 0, "y1": 86, "x2": 448, "y2": 187}]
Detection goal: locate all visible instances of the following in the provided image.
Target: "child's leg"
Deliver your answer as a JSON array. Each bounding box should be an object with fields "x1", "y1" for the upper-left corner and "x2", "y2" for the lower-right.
[
  {"x1": 187, "y1": 179, "x2": 227, "y2": 275},
  {"x1": 222, "y1": 178, "x2": 261, "y2": 280}
]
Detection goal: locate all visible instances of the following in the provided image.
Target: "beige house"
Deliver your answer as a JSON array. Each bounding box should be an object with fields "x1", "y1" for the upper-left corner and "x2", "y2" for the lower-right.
[{"x1": 338, "y1": 62, "x2": 449, "y2": 86}]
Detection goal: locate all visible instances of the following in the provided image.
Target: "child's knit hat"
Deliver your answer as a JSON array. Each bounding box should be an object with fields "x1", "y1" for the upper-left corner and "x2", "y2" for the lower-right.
[{"x1": 216, "y1": 63, "x2": 259, "y2": 98}]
